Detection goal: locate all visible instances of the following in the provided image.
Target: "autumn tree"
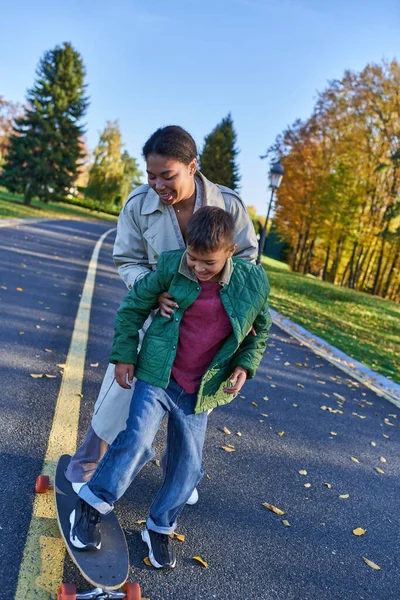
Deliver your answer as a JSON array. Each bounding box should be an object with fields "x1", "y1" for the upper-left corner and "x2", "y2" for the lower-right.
[
  {"x1": 86, "y1": 121, "x2": 142, "y2": 208},
  {"x1": 199, "y1": 113, "x2": 241, "y2": 191},
  {"x1": 0, "y1": 43, "x2": 88, "y2": 204}
]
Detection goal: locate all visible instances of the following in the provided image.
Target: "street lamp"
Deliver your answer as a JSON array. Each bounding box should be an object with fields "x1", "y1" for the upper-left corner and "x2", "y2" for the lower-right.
[{"x1": 257, "y1": 161, "x2": 285, "y2": 264}]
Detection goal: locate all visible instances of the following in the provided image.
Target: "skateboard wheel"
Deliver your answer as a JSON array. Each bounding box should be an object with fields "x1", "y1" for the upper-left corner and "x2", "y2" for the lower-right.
[
  {"x1": 35, "y1": 475, "x2": 50, "y2": 493},
  {"x1": 57, "y1": 583, "x2": 76, "y2": 599},
  {"x1": 123, "y1": 582, "x2": 141, "y2": 600}
]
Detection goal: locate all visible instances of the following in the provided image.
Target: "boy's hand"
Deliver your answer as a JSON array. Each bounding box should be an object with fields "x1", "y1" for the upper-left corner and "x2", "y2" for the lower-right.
[
  {"x1": 224, "y1": 366, "x2": 248, "y2": 394},
  {"x1": 115, "y1": 363, "x2": 135, "y2": 389},
  {"x1": 158, "y1": 292, "x2": 179, "y2": 318}
]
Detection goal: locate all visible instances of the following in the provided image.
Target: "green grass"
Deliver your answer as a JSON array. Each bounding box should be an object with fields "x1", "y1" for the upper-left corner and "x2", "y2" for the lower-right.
[
  {"x1": 262, "y1": 256, "x2": 400, "y2": 384},
  {"x1": 0, "y1": 188, "x2": 118, "y2": 222}
]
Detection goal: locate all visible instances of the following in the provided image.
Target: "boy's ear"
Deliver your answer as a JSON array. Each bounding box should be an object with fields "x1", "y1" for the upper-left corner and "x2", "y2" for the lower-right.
[{"x1": 227, "y1": 243, "x2": 238, "y2": 257}]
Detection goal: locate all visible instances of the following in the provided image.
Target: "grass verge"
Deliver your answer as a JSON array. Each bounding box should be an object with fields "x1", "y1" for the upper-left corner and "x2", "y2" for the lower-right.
[
  {"x1": 0, "y1": 188, "x2": 118, "y2": 222},
  {"x1": 263, "y1": 256, "x2": 400, "y2": 384}
]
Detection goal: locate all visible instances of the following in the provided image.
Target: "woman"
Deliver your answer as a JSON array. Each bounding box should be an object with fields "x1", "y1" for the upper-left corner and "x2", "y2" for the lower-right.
[{"x1": 66, "y1": 125, "x2": 258, "y2": 493}]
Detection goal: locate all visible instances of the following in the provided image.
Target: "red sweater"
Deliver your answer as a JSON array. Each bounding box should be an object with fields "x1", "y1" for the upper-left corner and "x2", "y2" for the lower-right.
[{"x1": 171, "y1": 281, "x2": 233, "y2": 393}]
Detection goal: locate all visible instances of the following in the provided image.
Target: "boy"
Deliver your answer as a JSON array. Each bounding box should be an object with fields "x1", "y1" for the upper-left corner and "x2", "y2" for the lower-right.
[{"x1": 69, "y1": 207, "x2": 271, "y2": 569}]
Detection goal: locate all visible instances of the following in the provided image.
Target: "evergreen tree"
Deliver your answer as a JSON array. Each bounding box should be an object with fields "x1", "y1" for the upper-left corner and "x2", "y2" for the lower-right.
[
  {"x1": 86, "y1": 121, "x2": 142, "y2": 209},
  {"x1": 199, "y1": 113, "x2": 241, "y2": 191},
  {"x1": 0, "y1": 42, "x2": 88, "y2": 204}
]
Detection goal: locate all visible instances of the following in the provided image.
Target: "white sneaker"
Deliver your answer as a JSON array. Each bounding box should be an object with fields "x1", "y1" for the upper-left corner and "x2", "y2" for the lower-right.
[{"x1": 186, "y1": 488, "x2": 199, "y2": 505}]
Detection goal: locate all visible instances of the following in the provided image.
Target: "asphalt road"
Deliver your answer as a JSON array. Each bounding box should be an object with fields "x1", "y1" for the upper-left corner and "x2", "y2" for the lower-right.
[{"x1": 0, "y1": 219, "x2": 399, "y2": 600}]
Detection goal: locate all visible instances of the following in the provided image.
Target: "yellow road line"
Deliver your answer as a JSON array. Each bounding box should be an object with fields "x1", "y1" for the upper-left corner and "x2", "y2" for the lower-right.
[{"x1": 15, "y1": 227, "x2": 116, "y2": 600}]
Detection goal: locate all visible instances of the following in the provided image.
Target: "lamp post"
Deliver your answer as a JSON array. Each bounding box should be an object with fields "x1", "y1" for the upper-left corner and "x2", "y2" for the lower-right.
[{"x1": 257, "y1": 161, "x2": 285, "y2": 264}]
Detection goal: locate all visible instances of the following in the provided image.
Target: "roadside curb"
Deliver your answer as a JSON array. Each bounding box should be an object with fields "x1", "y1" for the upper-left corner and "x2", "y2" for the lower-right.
[{"x1": 270, "y1": 307, "x2": 400, "y2": 409}]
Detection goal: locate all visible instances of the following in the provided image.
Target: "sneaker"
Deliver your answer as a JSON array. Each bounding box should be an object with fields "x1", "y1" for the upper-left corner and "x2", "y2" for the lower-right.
[
  {"x1": 69, "y1": 498, "x2": 101, "y2": 551},
  {"x1": 186, "y1": 487, "x2": 199, "y2": 506},
  {"x1": 141, "y1": 527, "x2": 176, "y2": 569}
]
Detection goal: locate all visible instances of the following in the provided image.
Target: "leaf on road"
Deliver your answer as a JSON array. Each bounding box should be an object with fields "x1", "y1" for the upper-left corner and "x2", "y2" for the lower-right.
[
  {"x1": 384, "y1": 418, "x2": 395, "y2": 427},
  {"x1": 30, "y1": 374, "x2": 43, "y2": 378},
  {"x1": 19, "y1": 331, "x2": 24, "y2": 335},
  {"x1": 172, "y1": 532, "x2": 185, "y2": 542},
  {"x1": 263, "y1": 396, "x2": 269, "y2": 401},
  {"x1": 193, "y1": 556, "x2": 208, "y2": 568},
  {"x1": 154, "y1": 459, "x2": 160, "y2": 467},
  {"x1": 322, "y1": 392, "x2": 330, "y2": 398},
  {"x1": 236, "y1": 432, "x2": 242, "y2": 437},
  {"x1": 383, "y1": 434, "x2": 389, "y2": 439},
  {"x1": 298, "y1": 470, "x2": 308, "y2": 476},
  {"x1": 45, "y1": 374, "x2": 56, "y2": 378},
  {"x1": 333, "y1": 393, "x2": 346, "y2": 401},
  {"x1": 284, "y1": 362, "x2": 290, "y2": 366},
  {"x1": 143, "y1": 556, "x2": 152, "y2": 567},
  {"x1": 339, "y1": 494, "x2": 350, "y2": 499},
  {"x1": 16, "y1": 287, "x2": 24, "y2": 292},
  {"x1": 57, "y1": 363, "x2": 66, "y2": 368},
  {"x1": 251, "y1": 401, "x2": 258, "y2": 407},
  {"x1": 35, "y1": 325, "x2": 40, "y2": 329},
  {"x1": 221, "y1": 426, "x2": 231, "y2": 435},
  {"x1": 281, "y1": 520, "x2": 291, "y2": 527},
  {"x1": 362, "y1": 557, "x2": 381, "y2": 570},
  {"x1": 304, "y1": 483, "x2": 312, "y2": 488},
  {"x1": 353, "y1": 527, "x2": 366, "y2": 536},
  {"x1": 371, "y1": 441, "x2": 377, "y2": 447},
  {"x1": 330, "y1": 431, "x2": 337, "y2": 436},
  {"x1": 278, "y1": 431, "x2": 285, "y2": 437},
  {"x1": 90, "y1": 362, "x2": 99, "y2": 367},
  {"x1": 44, "y1": 348, "x2": 52, "y2": 353},
  {"x1": 352, "y1": 412, "x2": 366, "y2": 419},
  {"x1": 317, "y1": 381, "x2": 326, "y2": 384},
  {"x1": 375, "y1": 467, "x2": 385, "y2": 474},
  {"x1": 295, "y1": 362, "x2": 303, "y2": 367},
  {"x1": 292, "y1": 403, "x2": 299, "y2": 408},
  {"x1": 135, "y1": 519, "x2": 146, "y2": 525},
  {"x1": 297, "y1": 383, "x2": 305, "y2": 388},
  {"x1": 220, "y1": 445, "x2": 235, "y2": 452},
  {"x1": 261, "y1": 413, "x2": 268, "y2": 417},
  {"x1": 262, "y1": 503, "x2": 285, "y2": 516},
  {"x1": 324, "y1": 483, "x2": 332, "y2": 489},
  {"x1": 350, "y1": 456, "x2": 360, "y2": 464},
  {"x1": 380, "y1": 457, "x2": 387, "y2": 463}
]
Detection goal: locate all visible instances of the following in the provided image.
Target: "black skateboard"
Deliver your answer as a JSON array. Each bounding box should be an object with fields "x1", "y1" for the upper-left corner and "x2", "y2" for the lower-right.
[{"x1": 36, "y1": 454, "x2": 141, "y2": 600}]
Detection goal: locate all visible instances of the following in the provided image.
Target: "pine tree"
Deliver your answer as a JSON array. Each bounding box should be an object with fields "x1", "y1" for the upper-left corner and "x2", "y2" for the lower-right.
[
  {"x1": 86, "y1": 121, "x2": 142, "y2": 209},
  {"x1": 0, "y1": 42, "x2": 88, "y2": 204},
  {"x1": 199, "y1": 114, "x2": 241, "y2": 191}
]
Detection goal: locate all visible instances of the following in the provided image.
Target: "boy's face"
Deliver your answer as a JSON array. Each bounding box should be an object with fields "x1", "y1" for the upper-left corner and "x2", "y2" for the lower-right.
[{"x1": 186, "y1": 244, "x2": 237, "y2": 282}]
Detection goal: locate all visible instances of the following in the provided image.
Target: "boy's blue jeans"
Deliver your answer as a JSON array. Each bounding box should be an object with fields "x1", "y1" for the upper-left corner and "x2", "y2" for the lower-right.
[{"x1": 79, "y1": 378, "x2": 208, "y2": 535}]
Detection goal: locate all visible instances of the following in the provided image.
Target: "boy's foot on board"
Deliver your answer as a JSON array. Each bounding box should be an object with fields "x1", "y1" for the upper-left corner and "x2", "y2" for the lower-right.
[
  {"x1": 69, "y1": 498, "x2": 102, "y2": 550},
  {"x1": 141, "y1": 528, "x2": 176, "y2": 569}
]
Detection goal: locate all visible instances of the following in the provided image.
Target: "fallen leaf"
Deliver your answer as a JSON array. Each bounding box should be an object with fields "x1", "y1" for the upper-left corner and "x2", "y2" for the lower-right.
[
  {"x1": 134, "y1": 519, "x2": 146, "y2": 525},
  {"x1": 330, "y1": 431, "x2": 337, "y2": 436},
  {"x1": 30, "y1": 374, "x2": 43, "y2": 378},
  {"x1": 57, "y1": 363, "x2": 66, "y2": 368},
  {"x1": 193, "y1": 556, "x2": 208, "y2": 568},
  {"x1": 281, "y1": 520, "x2": 291, "y2": 527},
  {"x1": 16, "y1": 287, "x2": 24, "y2": 292},
  {"x1": 362, "y1": 557, "x2": 381, "y2": 570},
  {"x1": 221, "y1": 426, "x2": 231, "y2": 435},
  {"x1": 221, "y1": 445, "x2": 235, "y2": 452},
  {"x1": 45, "y1": 374, "x2": 56, "y2": 378},
  {"x1": 292, "y1": 403, "x2": 299, "y2": 408},
  {"x1": 388, "y1": 414, "x2": 397, "y2": 419},
  {"x1": 339, "y1": 494, "x2": 350, "y2": 499},
  {"x1": 172, "y1": 532, "x2": 185, "y2": 542},
  {"x1": 284, "y1": 361, "x2": 290, "y2": 366},
  {"x1": 261, "y1": 413, "x2": 268, "y2": 417},
  {"x1": 371, "y1": 441, "x2": 377, "y2": 447},
  {"x1": 375, "y1": 467, "x2": 385, "y2": 474},
  {"x1": 298, "y1": 470, "x2": 308, "y2": 476},
  {"x1": 383, "y1": 434, "x2": 389, "y2": 439},
  {"x1": 154, "y1": 459, "x2": 160, "y2": 467},
  {"x1": 44, "y1": 348, "x2": 52, "y2": 353},
  {"x1": 295, "y1": 362, "x2": 303, "y2": 367},
  {"x1": 262, "y1": 396, "x2": 269, "y2": 401},
  {"x1": 278, "y1": 431, "x2": 285, "y2": 437},
  {"x1": 324, "y1": 483, "x2": 332, "y2": 489},
  {"x1": 35, "y1": 325, "x2": 40, "y2": 329},
  {"x1": 333, "y1": 393, "x2": 346, "y2": 401},
  {"x1": 352, "y1": 412, "x2": 367, "y2": 419},
  {"x1": 236, "y1": 431, "x2": 242, "y2": 437},
  {"x1": 353, "y1": 527, "x2": 366, "y2": 536},
  {"x1": 262, "y1": 503, "x2": 285, "y2": 516},
  {"x1": 350, "y1": 457, "x2": 360, "y2": 464},
  {"x1": 317, "y1": 380, "x2": 326, "y2": 384},
  {"x1": 297, "y1": 383, "x2": 305, "y2": 388},
  {"x1": 19, "y1": 331, "x2": 24, "y2": 335},
  {"x1": 384, "y1": 418, "x2": 395, "y2": 427},
  {"x1": 304, "y1": 483, "x2": 312, "y2": 488},
  {"x1": 90, "y1": 362, "x2": 99, "y2": 367},
  {"x1": 251, "y1": 401, "x2": 258, "y2": 407},
  {"x1": 143, "y1": 556, "x2": 152, "y2": 567},
  {"x1": 380, "y1": 457, "x2": 387, "y2": 463},
  {"x1": 322, "y1": 392, "x2": 330, "y2": 398}
]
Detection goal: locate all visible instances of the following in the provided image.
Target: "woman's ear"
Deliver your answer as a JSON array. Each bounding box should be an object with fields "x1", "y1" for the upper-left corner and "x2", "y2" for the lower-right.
[{"x1": 189, "y1": 157, "x2": 197, "y2": 176}]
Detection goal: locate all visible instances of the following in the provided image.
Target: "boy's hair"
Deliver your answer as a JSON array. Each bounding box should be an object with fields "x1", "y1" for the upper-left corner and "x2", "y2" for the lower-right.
[{"x1": 186, "y1": 207, "x2": 235, "y2": 253}]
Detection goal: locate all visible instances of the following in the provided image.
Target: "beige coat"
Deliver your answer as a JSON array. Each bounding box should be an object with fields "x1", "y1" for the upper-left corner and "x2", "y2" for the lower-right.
[{"x1": 92, "y1": 172, "x2": 258, "y2": 442}]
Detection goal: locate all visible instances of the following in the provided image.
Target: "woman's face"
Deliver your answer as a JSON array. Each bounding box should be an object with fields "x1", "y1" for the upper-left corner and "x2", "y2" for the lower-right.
[{"x1": 146, "y1": 153, "x2": 197, "y2": 205}]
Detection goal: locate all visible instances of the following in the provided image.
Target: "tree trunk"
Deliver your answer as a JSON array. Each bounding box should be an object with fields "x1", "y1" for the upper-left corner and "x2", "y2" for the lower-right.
[
  {"x1": 382, "y1": 251, "x2": 399, "y2": 298},
  {"x1": 303, "y1": 238, "x2": 315, "y2": 274},
  {"x1": 371, "y1": 237, "x2": 386, "y2": 295}
]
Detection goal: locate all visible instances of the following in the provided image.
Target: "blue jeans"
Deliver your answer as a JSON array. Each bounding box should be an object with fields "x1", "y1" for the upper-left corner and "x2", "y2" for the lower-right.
[{"x1": 79, "y1": 378, "x2": 208, "y2": 535}]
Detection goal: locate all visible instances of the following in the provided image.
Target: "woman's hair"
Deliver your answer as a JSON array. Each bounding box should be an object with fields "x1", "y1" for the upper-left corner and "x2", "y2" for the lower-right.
[
  {"x1": 142, "y1": 126, "x2": 197, "y2": 165},
  {"x1": 186, "y1": 207, "x2": 235, "y2": 252}
]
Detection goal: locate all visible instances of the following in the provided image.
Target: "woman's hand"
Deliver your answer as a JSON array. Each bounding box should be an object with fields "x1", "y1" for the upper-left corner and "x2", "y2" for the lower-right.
[
  {"x1": 223, "y1": 366, "x2": 248, "y2": 394},
  {"x1": 115, "y1": 363, "x2": 135, "y2": 389},
  {"x1": 158, "y1": 292, "x2": 179, "y2": 318}
]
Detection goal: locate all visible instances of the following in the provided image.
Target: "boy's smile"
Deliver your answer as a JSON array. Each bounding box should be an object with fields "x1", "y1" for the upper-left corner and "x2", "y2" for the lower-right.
[{"x1": 186, "y1": 245, "x2": 237, "y2": 282}]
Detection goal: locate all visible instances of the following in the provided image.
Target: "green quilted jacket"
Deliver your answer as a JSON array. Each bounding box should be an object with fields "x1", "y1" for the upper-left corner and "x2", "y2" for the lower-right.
[{"x1": 110, "y1": 250, "x2": 271, "y2": 413}]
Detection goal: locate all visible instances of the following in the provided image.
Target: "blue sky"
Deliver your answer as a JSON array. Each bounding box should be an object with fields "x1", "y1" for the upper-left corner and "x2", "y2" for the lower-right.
[{"x1": 1, "y1": 0, "x2": 399, "y2": 213}]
